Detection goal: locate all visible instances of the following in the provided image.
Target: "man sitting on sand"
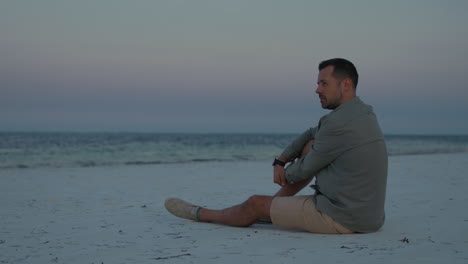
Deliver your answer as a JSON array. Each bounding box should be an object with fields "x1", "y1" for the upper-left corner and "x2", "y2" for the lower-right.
[{"x1": 165, "y1": 58, "x2": 388, "y2": 234}]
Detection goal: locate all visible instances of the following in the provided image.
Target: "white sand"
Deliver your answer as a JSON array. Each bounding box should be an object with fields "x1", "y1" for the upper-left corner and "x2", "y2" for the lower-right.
[{"x1": 1, "y1": 152, "x2": 467, "y2": 263}]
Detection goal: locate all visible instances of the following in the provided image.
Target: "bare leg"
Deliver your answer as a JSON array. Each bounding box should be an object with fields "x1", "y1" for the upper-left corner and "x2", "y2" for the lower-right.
[
  {"x1": 199, "y1": 195, "x2": 273, "y2": 227},
  {"x1": 177, "y1": 140, "x2": 316, "y2": 227},
  {"x1": 274, "y1": 139, "x2": 315, "y2": 197}
]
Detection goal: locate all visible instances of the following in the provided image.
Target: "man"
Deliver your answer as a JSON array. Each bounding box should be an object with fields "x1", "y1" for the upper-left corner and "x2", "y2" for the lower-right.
[{"x1": 165, "y1": 58, "x2": 388, "y2": 234}]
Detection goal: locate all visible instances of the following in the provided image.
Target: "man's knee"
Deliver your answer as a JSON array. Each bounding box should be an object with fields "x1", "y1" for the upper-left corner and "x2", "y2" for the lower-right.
[
  {"x1": 246, "y1": 195, "x2": 266, "y2": 208},
  {"x1": 245, "y1": 195, "x2": 273, "y2": 215}
]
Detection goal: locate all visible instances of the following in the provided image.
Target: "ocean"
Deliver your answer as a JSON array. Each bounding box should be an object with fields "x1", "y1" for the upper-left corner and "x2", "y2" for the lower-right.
[{"x1": 1, "y1": 132, "x2": 468, "y2": 170}]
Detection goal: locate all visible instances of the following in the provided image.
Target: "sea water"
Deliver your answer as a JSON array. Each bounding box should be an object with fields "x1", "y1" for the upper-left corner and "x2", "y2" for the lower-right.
[{"x1": 1, "y1": 132, "x2": 467, "y2": 170}]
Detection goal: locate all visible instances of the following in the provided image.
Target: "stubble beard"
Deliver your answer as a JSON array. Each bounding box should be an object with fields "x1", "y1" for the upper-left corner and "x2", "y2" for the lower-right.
[{"x1": 320, "y1": 93, "x2": 342, "y2": 110}]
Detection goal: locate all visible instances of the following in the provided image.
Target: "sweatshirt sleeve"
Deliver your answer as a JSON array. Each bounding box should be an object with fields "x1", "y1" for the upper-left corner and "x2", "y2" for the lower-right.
[
  {"x1": 284, "y1": 119, "x2": 347, "y2": 183},
  {"x1": 280, "y1": 127, "x2": 317, "y2": 161}
]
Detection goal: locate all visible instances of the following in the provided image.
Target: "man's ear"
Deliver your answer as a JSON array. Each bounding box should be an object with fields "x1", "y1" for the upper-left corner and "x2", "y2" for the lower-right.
[{"x1": 341, "y1": 78, "x2": 353, "y2": 92}]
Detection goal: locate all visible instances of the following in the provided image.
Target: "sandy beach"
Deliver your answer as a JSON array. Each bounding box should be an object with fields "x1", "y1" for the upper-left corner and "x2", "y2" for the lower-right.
[{"x1": 1, "y1": 152, "x2": 467, "y2": 263}]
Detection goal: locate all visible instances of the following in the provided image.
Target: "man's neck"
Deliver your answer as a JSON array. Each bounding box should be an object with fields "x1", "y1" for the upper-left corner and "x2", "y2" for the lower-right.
[{"x1": 337, "y1": 94, "x2": 357, "y2": 107}]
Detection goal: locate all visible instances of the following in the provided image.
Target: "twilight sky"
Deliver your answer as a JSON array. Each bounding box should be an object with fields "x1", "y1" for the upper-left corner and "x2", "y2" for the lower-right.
[{"x1": 2, "y1": 0, "x2": 467, "y2": 134}]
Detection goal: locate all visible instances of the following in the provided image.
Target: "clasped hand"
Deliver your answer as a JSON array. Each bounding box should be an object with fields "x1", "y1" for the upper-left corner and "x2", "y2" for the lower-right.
[{"x1": 273, "y1": 165, "x2": 287, "y2": 187}]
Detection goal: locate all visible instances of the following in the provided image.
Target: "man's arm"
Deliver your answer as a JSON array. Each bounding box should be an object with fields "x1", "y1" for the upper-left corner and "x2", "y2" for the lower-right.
[
  {"x1": 284, "y1": 121, "x2": 348, "y2": 184},
  {"x1": 280, "y1": 127, "x2": 316, "y2": 162},
  {"x1": 274, "y1": 139, "x2": 315, "y2": 191},
  {"x1": 273, "y1": 128, "x2": 316, "y2": 187}
]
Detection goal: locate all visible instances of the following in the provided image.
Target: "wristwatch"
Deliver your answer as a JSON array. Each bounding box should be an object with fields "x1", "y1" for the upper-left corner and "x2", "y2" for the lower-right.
[{"x1": 272, "y1": 158, "x2": 286, "y2": 167}]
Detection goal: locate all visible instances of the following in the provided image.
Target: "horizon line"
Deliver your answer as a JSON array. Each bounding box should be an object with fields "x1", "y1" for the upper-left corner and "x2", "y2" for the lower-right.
[{"x1": 1, "y1": 130, "x2": 468, "y2": 137}]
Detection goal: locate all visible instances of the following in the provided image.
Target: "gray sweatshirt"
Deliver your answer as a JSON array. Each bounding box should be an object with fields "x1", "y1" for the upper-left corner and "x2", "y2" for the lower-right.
[{"x1": 282, "y1": 97, "x2": 388, "y2": 233}]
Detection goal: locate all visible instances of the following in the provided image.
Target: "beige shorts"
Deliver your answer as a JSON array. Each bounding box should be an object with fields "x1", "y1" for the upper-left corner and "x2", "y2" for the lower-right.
[{"x1": 270, "y1": 195, "x2": 353, "y2": 234}]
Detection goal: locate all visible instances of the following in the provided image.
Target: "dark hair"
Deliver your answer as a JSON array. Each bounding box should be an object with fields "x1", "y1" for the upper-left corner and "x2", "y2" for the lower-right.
[{"x1": 319, "y1": 58, "x2": 359, "y2": 89}]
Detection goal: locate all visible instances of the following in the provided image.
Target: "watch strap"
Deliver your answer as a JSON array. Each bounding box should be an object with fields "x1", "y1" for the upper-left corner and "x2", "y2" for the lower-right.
[{"x1": 272, "y1": 158, "x2": 286, "y2": 167}]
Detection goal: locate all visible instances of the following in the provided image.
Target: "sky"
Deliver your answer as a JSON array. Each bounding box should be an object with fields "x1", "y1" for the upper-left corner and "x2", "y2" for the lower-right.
[{"x1": 1, "y1": 0, "x2": 467, "y2": 134}]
